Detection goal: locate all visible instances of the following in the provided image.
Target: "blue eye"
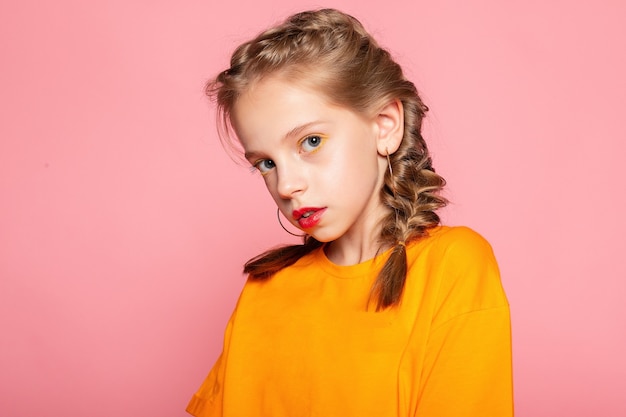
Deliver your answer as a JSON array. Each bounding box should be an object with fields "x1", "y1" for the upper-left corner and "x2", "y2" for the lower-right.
[
  {"x1": 254, "y1": 159, "x2": 276, "y2": 174},
  {"x1": 301, "y1": 135, "x2": 325, "y2": 153}
]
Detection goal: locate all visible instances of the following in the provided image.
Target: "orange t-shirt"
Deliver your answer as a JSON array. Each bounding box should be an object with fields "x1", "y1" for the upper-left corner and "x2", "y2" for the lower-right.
[{"x1": 187, "y1": 226, "x2": 513, "y2": 416}]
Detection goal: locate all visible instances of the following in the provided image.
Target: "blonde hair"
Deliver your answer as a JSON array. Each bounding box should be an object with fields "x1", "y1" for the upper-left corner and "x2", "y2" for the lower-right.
[{"x1": 207, "y1": 8, "x2": 447, "y2": 310}]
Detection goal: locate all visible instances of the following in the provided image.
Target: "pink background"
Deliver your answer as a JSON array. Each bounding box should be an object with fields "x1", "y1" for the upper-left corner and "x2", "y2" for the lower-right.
[{"x1": 1, "y1": 0, "x2": 625, "y2": 416}]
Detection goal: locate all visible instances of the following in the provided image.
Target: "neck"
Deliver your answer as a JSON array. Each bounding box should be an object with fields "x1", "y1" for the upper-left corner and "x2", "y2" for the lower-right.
[
  {"x1": 323, "y1": 208, "x2": 390, "y2": 266},
  {"x1": 324, "y1": 157, "x2": 392, "y2": 266}
]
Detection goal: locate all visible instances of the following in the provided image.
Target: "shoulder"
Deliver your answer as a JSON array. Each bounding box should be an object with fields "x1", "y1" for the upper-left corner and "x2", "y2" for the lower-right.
[
  {"x1": 408, "y1": 225, "x2": 495, "y2": 264},
  {"x1": 428, "y1": 225, "x2": 492, "y2": 249},
  {"x1": 405, "y1": 226, "x2": 507, "y2": 319}
]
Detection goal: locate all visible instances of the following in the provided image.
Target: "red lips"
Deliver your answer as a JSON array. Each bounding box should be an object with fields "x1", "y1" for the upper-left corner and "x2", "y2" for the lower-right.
[{"x1": 292, "y1": 207, "x2": 326, "y2": 229}]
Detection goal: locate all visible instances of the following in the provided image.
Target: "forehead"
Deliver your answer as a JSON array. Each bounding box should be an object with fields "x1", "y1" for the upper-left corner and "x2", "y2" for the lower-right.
[
  {"x1": 235, "y1": 75, "x2": 332, "y2": 113},
  {"x1": 231, "y1": 76, "x2": 338, "y2": 142}
]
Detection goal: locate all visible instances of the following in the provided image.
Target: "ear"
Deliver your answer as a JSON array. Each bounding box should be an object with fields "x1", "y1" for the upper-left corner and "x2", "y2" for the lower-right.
[{"x1": 374, "y1": 99, "x2": 404, "y2": 156}]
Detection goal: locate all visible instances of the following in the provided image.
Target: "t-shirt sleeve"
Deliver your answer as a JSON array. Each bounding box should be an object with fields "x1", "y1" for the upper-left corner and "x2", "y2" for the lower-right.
[
  {"x1": 415, "y1": 227, "x2": 514, "y2": 417},
  {"x1": 186, "y1": 309, "x2": 237, "y2": 417}
]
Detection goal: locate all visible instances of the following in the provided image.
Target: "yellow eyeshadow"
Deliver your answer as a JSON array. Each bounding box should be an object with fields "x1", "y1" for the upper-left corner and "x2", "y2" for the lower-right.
[
  {"x1": 299, "y1": 133, "x2": 328, "y2": 154},
  {"x1": 252, "y1": 159, "x2": 274, "y2": 176}
]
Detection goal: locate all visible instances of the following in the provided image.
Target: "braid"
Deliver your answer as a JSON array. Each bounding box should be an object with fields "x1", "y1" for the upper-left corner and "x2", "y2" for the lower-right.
[
  {"x1": 371, "y1": 98, "x2": 447, "y2": 310},
  {"x1": 243, "y1": 236, "x2": 323, "y2": 279}
]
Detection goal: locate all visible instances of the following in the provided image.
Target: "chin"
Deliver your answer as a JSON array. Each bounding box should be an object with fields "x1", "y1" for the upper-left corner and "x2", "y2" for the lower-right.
[{"x1": 308, "y1": 230, "x2": 341, "y2": 243}]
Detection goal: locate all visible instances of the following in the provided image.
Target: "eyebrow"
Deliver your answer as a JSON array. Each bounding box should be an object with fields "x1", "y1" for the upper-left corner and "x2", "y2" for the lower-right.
[
  {"x1": 283, "y1": 121, "x2": 320, "y2": 142},
  {"x1": 243, "y1": 120, "x2": 323, "y2": 161}
]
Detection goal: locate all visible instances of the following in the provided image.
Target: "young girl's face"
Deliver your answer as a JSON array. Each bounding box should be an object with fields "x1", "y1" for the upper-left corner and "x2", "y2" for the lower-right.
[{"x1": 231, "y1": 76, "x2": 393, "y2": 245}]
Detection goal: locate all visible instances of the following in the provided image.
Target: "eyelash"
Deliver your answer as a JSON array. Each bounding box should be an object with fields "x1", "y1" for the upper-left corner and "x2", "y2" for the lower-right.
[
  {"x1": 299, "y1": 134, "x2": 327, "y2": 153},
  {"x1": 251, "y1": 134, "x2": 328, "y2": 175},
  {"x1": 252, "y1": 159, "x2": 275, "y2": 175}
]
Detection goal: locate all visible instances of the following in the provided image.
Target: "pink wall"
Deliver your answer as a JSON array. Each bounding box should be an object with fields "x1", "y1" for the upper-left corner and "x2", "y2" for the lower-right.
[{"x1": 1, "y1": 1, "x2": 624, "y2": 416}]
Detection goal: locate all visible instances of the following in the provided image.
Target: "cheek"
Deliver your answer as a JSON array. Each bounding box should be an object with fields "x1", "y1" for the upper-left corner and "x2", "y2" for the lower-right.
[
  {"x1": 330, "y1": 139, "x2": 379, "y2": 183},
  {"x1": 262, "y1": 177, "x2": 280, "y2": 200},
  {"x1": 262, "y1": 177, "x2": 291, "y2": 210}
]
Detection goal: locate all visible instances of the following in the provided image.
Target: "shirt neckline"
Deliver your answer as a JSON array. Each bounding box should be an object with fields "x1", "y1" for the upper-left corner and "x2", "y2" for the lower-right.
[{"x1": 311, "y1": 244, "x2": 395, "y2": 279}]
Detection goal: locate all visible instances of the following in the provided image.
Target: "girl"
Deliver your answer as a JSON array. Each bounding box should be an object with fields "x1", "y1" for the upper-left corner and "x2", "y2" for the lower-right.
[{"x1": 188, "y1": 8, "x2": 513, "y2": 417}]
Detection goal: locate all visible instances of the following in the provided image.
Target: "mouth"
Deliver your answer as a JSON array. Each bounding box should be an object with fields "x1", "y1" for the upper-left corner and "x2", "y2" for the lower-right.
[
  {"x1": 292, "y1": 207, "x2": 326, "y2": 229},
  {"x1": 292, "y1": 207, "x2": 322, "y2": 220}
]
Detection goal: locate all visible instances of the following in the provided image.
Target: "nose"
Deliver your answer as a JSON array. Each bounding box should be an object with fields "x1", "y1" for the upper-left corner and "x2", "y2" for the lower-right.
[{"x1": 275, "y1": 162, "x2": 306, "y2": 199}]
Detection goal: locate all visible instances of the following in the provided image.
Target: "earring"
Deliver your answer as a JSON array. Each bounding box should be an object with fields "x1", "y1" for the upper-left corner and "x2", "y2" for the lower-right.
[
  {"x1": 386, "y1": 148, "x2": 397, "y2": 196},
  {"x1": 277, "y1": 208, "x2": 306, "y2": 237},
  {"x1": 386, "y1": 149, "x2": 401, "y2": 232},
  {"x1": 386, "y1": 152, "x2": 394, "y2": 177}
]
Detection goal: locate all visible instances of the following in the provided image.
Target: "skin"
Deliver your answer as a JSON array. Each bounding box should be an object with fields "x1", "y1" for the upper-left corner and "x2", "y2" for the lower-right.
[{"x1": 231, "y1": 75, "x2": 404, "y2": 265}]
